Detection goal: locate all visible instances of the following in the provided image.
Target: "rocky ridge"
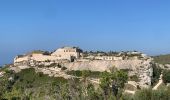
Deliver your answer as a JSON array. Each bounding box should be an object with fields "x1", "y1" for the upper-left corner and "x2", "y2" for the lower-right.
[{"x1": 8, "y1": 51, "x2": 156, "y2": 89}]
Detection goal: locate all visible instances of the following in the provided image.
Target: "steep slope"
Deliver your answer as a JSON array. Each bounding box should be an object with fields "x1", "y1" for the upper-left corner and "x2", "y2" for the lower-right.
[{"x1": 64, "y1": 59, "x2": 153, "y2": 88}]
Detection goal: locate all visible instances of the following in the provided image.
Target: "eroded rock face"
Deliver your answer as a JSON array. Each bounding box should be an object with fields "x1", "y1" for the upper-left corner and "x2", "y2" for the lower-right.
[
  {"x1": 12, "y1": 58, "x2": 153, "y2": 88},
  {"x1": 64, "y1": 59, "x2": 153, "y2": 88}
]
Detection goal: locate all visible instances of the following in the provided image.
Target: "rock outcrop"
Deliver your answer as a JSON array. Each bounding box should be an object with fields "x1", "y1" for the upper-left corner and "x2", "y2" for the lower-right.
[
  {"x1": 64, "y1": 58, "x2": 153, "y2": 88},
  {"x1": 0, "y1": 71, "x2": 5, "y2": 77}
]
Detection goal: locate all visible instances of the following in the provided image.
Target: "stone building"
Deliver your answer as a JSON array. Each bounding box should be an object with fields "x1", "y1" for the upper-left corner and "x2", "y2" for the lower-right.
[
  {"x1": 95, "y1": 56, "x2": 123, "y2": 61},
  {"x1": 14, "y1": 47, "x2": 83, "y2": 64},
  {"x1": 51, "y1": 47, "x2": 83, "y2": 61}
]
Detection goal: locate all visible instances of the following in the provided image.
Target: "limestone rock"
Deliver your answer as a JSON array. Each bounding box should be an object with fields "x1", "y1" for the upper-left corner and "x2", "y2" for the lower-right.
[{"x1": 64, "y1": 58, "x2": 153, "y2": 88}]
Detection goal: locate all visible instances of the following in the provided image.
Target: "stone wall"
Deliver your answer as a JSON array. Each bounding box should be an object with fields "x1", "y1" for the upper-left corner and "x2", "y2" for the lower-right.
[{"x1": 14, "y1": 54, "x2": 62, "y2": 64}]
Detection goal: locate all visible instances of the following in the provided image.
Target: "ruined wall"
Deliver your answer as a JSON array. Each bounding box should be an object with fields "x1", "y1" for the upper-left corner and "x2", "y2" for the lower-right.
[
  {"x1": 14, "y1": 54, "x2": 62, "y2": 64},
  {"x1": 31, "y1": 54, "x2": 60, "y2": 61}
]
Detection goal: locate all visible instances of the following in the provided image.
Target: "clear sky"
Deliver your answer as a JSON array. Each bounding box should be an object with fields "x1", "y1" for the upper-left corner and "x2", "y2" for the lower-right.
[{"x1": 1, "y1": 0, "x2": 170, "y2": 65}]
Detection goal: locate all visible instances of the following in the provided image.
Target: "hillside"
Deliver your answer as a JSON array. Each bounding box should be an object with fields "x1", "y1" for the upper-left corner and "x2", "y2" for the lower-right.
[
  {"x1": 0, "y1": 67, "x2": 129, "y2": 100},
  {"x1": 153, "y1": 54, "x2": 170, "y2": 64},
  {"x1": 1, "y1": 48, "x2": 170, "y2": 100},
  {"x1": 0, "y1": 68, "x2": 68, "y2": 100},
  {"x1": 1, "y1": 63, "x2": 170, "y2": 100}
]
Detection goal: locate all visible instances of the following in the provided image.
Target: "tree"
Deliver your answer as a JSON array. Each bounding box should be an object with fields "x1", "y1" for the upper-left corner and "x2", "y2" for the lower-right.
[
  {"x1": 100, "y1": 70, "x2": 128, "y2": 99},
  {"x1": 100, "y1": 71, "x2": 111, "y2": 98},
  {"x1": 113, "y1": 70, "x2": 128, "y2": 88}
]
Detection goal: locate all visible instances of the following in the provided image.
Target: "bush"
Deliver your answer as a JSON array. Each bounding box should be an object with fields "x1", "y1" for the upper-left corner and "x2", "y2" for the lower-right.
[
  {"x1": 151, "y1": 89, "x2": 169, "y2": 100},
  {"x1": 129, "y1": 75, "x2": 139, "y2": 82},
  {"x1": 67, "y1": 70, "x2": 102, "y2": 78},
  {"x1": 46, "y1": 63, "x2": 57, "y2": 67},
  {"x1": 88, "y1": 71, "x2": 102, "y2": 78},
  {"x1": 61, "y1": 67, "x2": 67, "y2": 70},
  {"x1": 37, "y1": 72, "x2": 44, "y2": 77},
  {"x1": 162, "y1": 70, "x2": 170, "y2": 83},
  {"x1": 133, "y1": 86, "x2": 170, "y2": 100},
  {"x1": 82, "y1": 70, "x2": 91, "y2": 78},
  {"x1": 67, "y1": 70, "x2": 83, "y2": 77},
  {"x1": 134, "y1": 89, "x2": 152, "y2": 100},
  {"x1": 121, "y1": 93, "x2": 133, "y2": 100},
  {"x1": 57, "y1": 64, "x2": 62, "y2": 68},
  {"x1": 152, "y1": 64, "x2": 162, "y2": 86},
  {"x1": 38, "y1": 65, "x2": 44, "y2": 68},
  {"x1": 99, "y1": 70, "x2": 128, "y2": 99}
]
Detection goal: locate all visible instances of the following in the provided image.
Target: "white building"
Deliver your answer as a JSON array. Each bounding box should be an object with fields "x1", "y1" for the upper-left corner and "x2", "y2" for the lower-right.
[
  {"x1": 14, "y1": 47, "x2": 83, "y2": 64},
  {"x1": 95, "y1": 56, "x2": 123, "y2": 61},
  {"x1": 51, "y1": 47, "x2": 83, "y2": 61}
]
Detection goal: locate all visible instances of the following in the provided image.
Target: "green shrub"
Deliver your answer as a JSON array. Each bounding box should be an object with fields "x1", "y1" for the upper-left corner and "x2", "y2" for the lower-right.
[
  {"x1": 134, "y1": 89, "x2": 152, "y2": 100},
  {"x1": 162, "y1": 70, "x2": 170, "y2": 83},
  {"x1": 129, "y1": 75, "x2": 139, "y2": 82},
  {"x1": 67, "y1": 70, "x2": 102, "y2": 78},
  {"x1": 133, "y1": 86, "x2": 170, "y2": 100},
  {"x1": 99, "y1": 70, "x2": 128, "y2": 99},
  {"x1": 67, "y1": 70, "x2": 82, "y2": 77},
  {"x1": 61, "y1": 67, "x2": 67, "y2": 70},
  {"x1": 152, "y1": 64, "x2": 162, "y2": 86},
  {"x1": 88, "y1": 71, "x2": 102, "y2": 78},
  {"x1": 121, "y1": 93, "x2": 133, "y2": 100},
  {"x1": 151, "y1": 89, "x2": 169, "y2": 100}
]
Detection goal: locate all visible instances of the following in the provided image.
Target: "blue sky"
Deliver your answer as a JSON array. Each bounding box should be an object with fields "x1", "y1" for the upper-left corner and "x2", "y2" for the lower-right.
[{"x1": 0, "y1": 0, "x2": 170, "y2": 65}]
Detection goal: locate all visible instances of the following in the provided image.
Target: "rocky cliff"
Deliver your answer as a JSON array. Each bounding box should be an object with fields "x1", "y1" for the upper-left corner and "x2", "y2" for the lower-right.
[{"x1": 64, "y1": 58, "x2": 153, "y2": 88}]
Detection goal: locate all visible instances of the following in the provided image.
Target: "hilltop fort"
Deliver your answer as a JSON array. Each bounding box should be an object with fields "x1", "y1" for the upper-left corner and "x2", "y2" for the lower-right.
[
  {"x1": 14, "y1": 46, "x2": 149, "y2": 66},
  {"x1": 11, "y1": 46, "x2": 155, "y2": 90}
]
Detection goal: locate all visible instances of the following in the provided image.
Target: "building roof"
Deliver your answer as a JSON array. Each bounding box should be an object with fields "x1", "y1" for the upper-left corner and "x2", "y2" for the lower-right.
[
  {"x1": 52, "y1": 46, "x2": 83, "y2": 53},
  {"x1": 61, "y1": 46, "x2": 80, "y2": 49},
  {"x1": 61, "y1": 46, "x2": 83, "y2": 52},
  {"x1": 61, "y1": 46, "x2": 75, "y2": 49}
]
